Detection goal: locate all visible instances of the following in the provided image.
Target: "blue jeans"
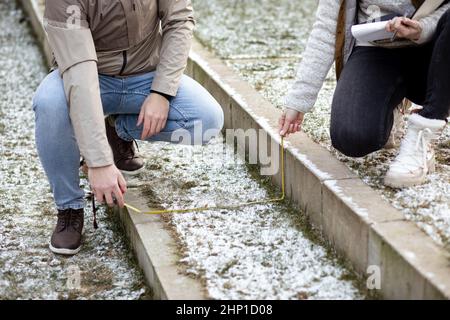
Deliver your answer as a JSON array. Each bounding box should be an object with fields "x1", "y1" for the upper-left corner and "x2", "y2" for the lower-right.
[{"x1": 33, "y1": 70, "x2": 224, "y2": 210}]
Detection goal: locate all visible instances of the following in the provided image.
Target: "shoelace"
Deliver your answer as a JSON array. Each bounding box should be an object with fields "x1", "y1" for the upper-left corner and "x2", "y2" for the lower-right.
[
  {"x1": 391, "y1": 128, "x2": 434, "y2": 172},
  {"x1": 70, "y1": 210, "x2": 83, "y2": 232},
  {"x1": 117, "y1": 127, "x2": 141, "y2": 162},
  {"x1": 84, "y1": 191, "x2": 98, "y2": 230},
  {"x1": 79, "y1": 160, "x2": 98, "y2": 229},
  {"x1": 57, "y1": 209, "x2": 83, "y2": 233},
  {"x1": 91, "y1": 194, "x2": 99, "y2": 230},
  {"x1": 116, "y1": 139, "x2": 140, "y2": 163},
  {"x1": 80, "y1": 128, "x2": 140, "y2": 230},
  {"x1": 417, "y1": 128, "x2": 433, "y2": 170},
  {"x1": 56, "y1": 212, "x2": 69, "y2": 232}
]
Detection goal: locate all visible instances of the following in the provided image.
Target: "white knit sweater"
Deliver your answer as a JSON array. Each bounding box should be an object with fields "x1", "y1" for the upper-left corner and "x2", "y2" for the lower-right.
[{"x1": 285, "y1": 0, "x2": 450, "y2": 113}]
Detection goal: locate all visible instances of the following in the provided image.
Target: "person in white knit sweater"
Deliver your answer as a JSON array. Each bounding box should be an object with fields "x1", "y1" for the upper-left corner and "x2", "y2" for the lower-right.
[{"x1": 279, "y1": 0, "x2": 450, "y2": 188}]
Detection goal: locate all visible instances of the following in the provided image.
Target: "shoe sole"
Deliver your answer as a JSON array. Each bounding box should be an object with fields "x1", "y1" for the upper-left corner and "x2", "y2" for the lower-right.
[
  {"x1": 384, "y1": 155, "x2": 436, "y2": 189},
  {"x1": 384, "y1": 175, "x2": 426, "y2": 188},
  {"x1": 119, "y1": 165, "x2": 145, "y2": 176},
  {"x1": 49, "y1": 243, "x2": 81, "y2": 256}
]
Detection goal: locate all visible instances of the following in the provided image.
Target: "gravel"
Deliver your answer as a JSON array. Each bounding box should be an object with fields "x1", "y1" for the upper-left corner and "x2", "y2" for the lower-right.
[{"x1": 137, "y1": 139, "x2": 365, "y2": 300}]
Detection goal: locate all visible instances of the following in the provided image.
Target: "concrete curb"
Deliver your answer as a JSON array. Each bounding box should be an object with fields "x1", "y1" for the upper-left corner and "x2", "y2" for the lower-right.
[
  {"x1": 19, "y1": 0, "x2": 52, "y2": 67},
  {"x1": 21, "y1": 0, "x2": 450, "y2": 299},
  {"x1": 113, "y1": 191, "x2": 206, "y2": 300}
]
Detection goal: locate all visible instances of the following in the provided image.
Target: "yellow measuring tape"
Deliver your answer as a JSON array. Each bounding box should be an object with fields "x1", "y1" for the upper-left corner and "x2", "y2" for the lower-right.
[{"x1": 125, "y1": 138, "x2": 285, "y2": 215}]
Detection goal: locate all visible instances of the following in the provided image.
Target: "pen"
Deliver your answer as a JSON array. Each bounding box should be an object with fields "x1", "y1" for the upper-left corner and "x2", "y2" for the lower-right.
[{"x1": 390, "y1": 13, "x2": 408, "y2": 42}]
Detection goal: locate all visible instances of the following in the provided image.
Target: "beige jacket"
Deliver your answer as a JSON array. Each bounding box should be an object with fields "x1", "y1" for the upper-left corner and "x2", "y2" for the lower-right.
[{"x1": 44, "y1": 0, "x2": 195, "y2": 167}]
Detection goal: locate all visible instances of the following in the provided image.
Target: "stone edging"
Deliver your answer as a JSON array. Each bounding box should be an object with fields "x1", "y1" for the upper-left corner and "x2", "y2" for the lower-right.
[
  {"x1": 19, "y1": 0, "x2": 52, "y2": 66},
  {"x1": 20, "y1": 0, "x2": 450, "y2": 299},
  {"x1": 113, "y1": 191, "x2": 206, "y2": 300}
]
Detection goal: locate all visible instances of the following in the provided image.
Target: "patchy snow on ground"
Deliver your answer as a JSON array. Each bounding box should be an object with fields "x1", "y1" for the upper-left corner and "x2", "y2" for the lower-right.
[
  {"x1": 27, "y1": 0, "x2": 365, "y2": 301},
  {"x1": 193, "y1": 0, "x2": 450, "y2": 250},
  {"x1": 0, "y1": 0, "x2": 150, "y2": 299},
  {"x1": 137, "y1": 139, "x2": 364, "y2": 300}
]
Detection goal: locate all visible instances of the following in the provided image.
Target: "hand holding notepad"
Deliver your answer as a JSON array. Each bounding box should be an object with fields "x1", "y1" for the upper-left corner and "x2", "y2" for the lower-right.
[{"x1": 351, "y1": 0, "x2": 446, "y2": 45}]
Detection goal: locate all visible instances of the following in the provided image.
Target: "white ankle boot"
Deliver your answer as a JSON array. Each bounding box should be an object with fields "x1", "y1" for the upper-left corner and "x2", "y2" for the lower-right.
[{"x1": 384, "y1": 114, "x2": 446, "y2": 188}]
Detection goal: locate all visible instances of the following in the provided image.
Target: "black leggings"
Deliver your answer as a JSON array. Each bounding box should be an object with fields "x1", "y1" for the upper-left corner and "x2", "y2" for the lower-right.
[{"x1": 331, "y1": 9, "x2": 450, "y2": 158}]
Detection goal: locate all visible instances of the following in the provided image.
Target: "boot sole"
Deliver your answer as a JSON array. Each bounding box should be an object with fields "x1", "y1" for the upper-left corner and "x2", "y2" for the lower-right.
[
  {"x1": 119, "y1": 165, "x2": 145, "y2": 176},
  {"x1": 49, "y1": 243, "x2": 81, "y2": 256},
  {"x1": 384, "y1": 176, "x2": 426, "y2": 189},
  {"x1": 384, "y1": 156, "x2": 436, "y2": 189}
]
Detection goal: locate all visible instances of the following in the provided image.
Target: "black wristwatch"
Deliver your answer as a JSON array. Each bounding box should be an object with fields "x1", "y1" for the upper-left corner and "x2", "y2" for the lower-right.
[{"x1": 150, "y1": 90, "x2": 174, "y2": 102}]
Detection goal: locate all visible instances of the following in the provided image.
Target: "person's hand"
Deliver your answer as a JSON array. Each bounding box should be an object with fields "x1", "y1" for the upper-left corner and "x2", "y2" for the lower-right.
[
  {"x1": 88, "y1": 165, "x2": 127, "y2": 208},
  {"x1": 137, "y1": 93, "x2": 170, "y2": 140},
  {"x1": 279, "y1": 109, "x2": 304, "y2": 137},
  {"x1": 386, "y1": 17, "x2": 423, "y2": 41}
]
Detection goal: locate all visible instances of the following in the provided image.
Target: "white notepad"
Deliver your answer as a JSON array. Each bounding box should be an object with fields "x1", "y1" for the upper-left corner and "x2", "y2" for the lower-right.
[
  {"x1": 351, "y1": 21, "x2": 392, "y2": 43},
  {"x1": 351, "y1": 0, "x2": 446, "y2": 44}
]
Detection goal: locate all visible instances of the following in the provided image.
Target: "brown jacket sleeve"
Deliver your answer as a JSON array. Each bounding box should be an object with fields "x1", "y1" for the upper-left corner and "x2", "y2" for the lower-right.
[
  {"x1": 44, "y1": 0, "x2": 113, "y2": 168},
  {"x1": 152, "y1": 0, "x2": 195, "y2": 96}
]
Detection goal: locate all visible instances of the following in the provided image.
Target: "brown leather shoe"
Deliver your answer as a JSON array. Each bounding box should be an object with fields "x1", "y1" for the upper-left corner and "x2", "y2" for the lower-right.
[
  {"x1": 105, "y1": 117, "x2": 144, "y2": 175},
  {"x1": 49, "y1": 209, "x2": 84, "y2": 255}
]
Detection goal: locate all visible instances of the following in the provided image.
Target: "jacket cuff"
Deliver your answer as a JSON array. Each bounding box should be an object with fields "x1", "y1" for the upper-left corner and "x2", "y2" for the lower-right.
[
  {"x1": 284, "y1": 94, "x2": 314, "y2": 114},
  {"x1": 414, "y1": 21, "x2": 434, "y2": 45},
  {"x1": 151, "y1": 77, "x2": 179, "y2": 97},
  {"x1": 84, "y1": 156, "x2": 115, "y2": 169}
]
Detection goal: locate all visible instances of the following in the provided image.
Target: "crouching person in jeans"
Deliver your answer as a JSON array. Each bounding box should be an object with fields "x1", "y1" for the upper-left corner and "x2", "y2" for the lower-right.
[
  {"x1": 33, "y1": 0, "x2": 224, "y2": 255},
  {"x1": 280, "y1": 0, "x2": 449, "y2": 188}
]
